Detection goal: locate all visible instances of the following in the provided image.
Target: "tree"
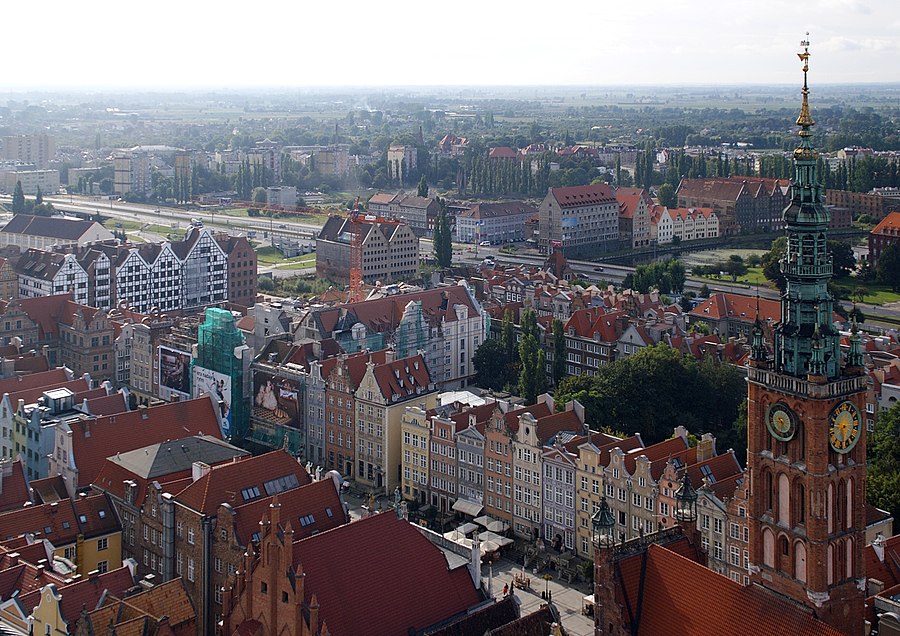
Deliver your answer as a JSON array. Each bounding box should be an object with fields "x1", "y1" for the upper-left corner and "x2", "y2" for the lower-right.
[
  {"x1": 725, "y1": 255, "x2": 748, "y2": 282},
  {"x1": 699, "y1": 283, "x2": 711, "y2": 298},
  {"x1": 761, "y1": 237, "x2": 787, "y2": 291},
  {"x1": 433, "y1": 198, "x2": 452, "y2": 268},
  {"x1": 417, "y1": 175, "x2": 429, "y2": 198},
  {"x1": 252, "y1": 187, "x2": 268, "y2": 204},
  {"x1": 11, "y1": 181, "x2": 25, "y2": 214},
  {"x1": 473, "y1": 339, "x2": 508, "y2": 391},
  {"x1": 869, "y1": 403, "x2": 900, "y2": 523},
  {"x1": 552, "y1": 318, "x2": 566, "y2": 387},
  {"x1": 34, "y1": 187, "x2": 43, "y2": 207},
  {"x1": 518, "y1": 310, "x2": 546, "y2": 404},
  {"x1": 828, "y1": 240, "x2": 856, "y2": 278},
  {"x1": 876, "y1": 243, "x2": 900, "y2": 292},
  {"x1": 657, "y1": 182, "x2": 676, "y2": 207}
]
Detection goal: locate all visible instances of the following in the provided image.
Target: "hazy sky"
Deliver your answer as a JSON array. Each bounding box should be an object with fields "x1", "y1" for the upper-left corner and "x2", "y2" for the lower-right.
[{"x1": 6, "y1": 0, "x2": 899, "y2": 89}]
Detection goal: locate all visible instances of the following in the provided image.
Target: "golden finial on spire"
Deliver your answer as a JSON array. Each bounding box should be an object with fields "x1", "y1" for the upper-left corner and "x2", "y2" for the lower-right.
[{"x1": 796, "y1": 33, "x2": 815, "y2": 133}]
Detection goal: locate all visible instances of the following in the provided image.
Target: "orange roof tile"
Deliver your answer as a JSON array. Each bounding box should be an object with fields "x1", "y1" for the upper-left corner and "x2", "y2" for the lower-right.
[
  {"x1": 0, "y1": 367, "x2": 71, "y2": 396},
  {"x1": 291, "y1": 512, "x2": 480, "y2": 636},
  {"x1": 70, "y1": 397, "x2": 224, "y2": 489},
  {"x1": 0, "y1": 459, "x2": 29, "y2": 513}
]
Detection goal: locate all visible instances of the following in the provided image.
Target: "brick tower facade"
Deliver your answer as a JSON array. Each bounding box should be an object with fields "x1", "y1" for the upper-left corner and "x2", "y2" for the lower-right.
[{"x1": 747, "y1": 39, "x2": 866, "y2": 636}]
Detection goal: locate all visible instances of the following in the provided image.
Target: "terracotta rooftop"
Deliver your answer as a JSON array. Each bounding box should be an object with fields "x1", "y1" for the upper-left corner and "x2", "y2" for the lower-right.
[
  {"x1": 872, "y1": 211, "x2": 900, "y2": 235},
  {"x1": 690, "y1": 292, "x2": 779, "y2": 324},
  {"x1": 617, "y1": 542, "x2": 844, "y2": 635},
  {"x1": 231, "y1": 477, "x2": 347, "y2": 546},
  {"x1": 370, "y1": 353, "x2": 432, "y2": 402},
  {"x1": 18, "y1": 564, "x2": 136, "y2": 621},
  {"x1": 291, "y1": 512, "x2": 480, "y2": 636},
  {"x1": 0, "y1": 459, "x2": 29, "y2": 513},
  {"x1": 0, "y1": 491, "x2": 118, "y2": 545},
  {"x1": 549, "y1": 183, "x2": 616, "y2": 209},
  {"x1": 0, "y1": 367, "x2": 72, "y2": 396},
  {"x1": 175, "y1": 449, "x2": 310, "y2": 515},
  {"x1": 83, "y1": 577, "x2": 196, "y2": 634},
  {"x1": 70, "y1": 396, "x2": 224, "y2": 488}
]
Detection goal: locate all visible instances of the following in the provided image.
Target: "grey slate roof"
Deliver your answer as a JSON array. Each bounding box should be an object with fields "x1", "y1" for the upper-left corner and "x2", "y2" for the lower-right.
[
  {"x1": 106, "y1": 434, "x2": 248, "y2": 479},
  {"x1": 1, "y1": 215, "x2": 99, "y2": 240}
]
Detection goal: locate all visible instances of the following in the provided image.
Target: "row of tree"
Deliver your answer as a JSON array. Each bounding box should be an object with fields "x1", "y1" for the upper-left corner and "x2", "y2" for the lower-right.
[
  {"x1": 10, "y1": 182, "x2": 55, "y2": 216},
  {"x1": 623, "y1": 258, "x2": 686, "y2": 294}
]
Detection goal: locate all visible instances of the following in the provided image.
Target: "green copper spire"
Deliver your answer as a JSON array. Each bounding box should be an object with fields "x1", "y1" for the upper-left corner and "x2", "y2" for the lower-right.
[{"x1": 774, "y1": 36, "x2": 841, "y2": 380}]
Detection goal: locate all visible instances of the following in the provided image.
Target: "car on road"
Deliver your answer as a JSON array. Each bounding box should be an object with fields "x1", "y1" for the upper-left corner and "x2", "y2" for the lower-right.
[
  {"x1": 278, "y1": 223, "x2": 287, "y2": 228},
  {"x1": 594, "y1": 266, "x2": 604, "y2": 272},
  {"x1": 480, "y1": 240, "x2": 491, "y2": 247}
]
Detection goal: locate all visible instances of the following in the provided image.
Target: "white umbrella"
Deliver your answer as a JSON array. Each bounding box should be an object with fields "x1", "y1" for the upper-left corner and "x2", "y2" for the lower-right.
[
  {"x1": 443, "y1": 530, "x2": 468, "y2": 542},
  {"x1": 486, "y1": 519, "x2": 509, "y2": 533},
  {"x1": 480, "y1": 540, "x2": 500, "y2": 555},
  {"x1": 473, "y1": 515, "x2": 493, "y2": 528},
  {"x1": 457, "y1": 522, "x2": 478, "y2": 535}
]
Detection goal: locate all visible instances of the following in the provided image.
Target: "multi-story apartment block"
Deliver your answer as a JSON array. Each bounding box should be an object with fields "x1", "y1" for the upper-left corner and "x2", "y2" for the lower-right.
[
  {"x1": 16, "y1": 250, "x2": 90, "y2": 305},
  {"x1": 315, "y1": 215, "x2": 419, "y2": 285},
  {"x1": 483, "y1": 400, "x2": 552, "y2": 530},
  {"x1": 652, "y1": 207, "x2": 720, "y2": 243},
  {"x1": 511, "y1": 402, "x2": 586, "y2": 539},
  {"x1": 455, "y1": 416, "x2": 486, "y2": 512},
  {"x1": 538, "y1": 183, "x2": 619, "y2": 256},
  {"x1": 215, "y1": 233, "x2": 257, "y2": 308},
  {"x1": 542, "y1": 434, "x2": 589, "y2": 552},
  {"x1": 562, "y1": 308, "x2": 626, "y2": 376},
  {"x1": 573, "y1": 433, "x2": 643, "y2": 557},
  {"x1": 1, "y1": 170, "x2": 60, "y2": 195},
  {"x1": 869, "y1": 211, "x2": 900, "y2": 266},
  {"x1": 696, "y1": 474, "x2": 751, "y2": 584},
  {"x1": 676, "y1": 176, "x2": 786, "y2": 235},
  {"x1": 455, "y1": 202, "x2": 537, "y2": 244},
  {"x1": 429, "y1": 411, "x2": 458, "y2": 513},
  {"x1": 401, "y1": 405, "x2": 431, "y2": 504},
  {"x1": 387, "y1": 145, "x2": 417, "y2": 182},
  {"x1": 324, "y1": 351, "x2": 379, "y2": 480},
  {"x1": 354, "y1": 352, "x2": 436, "y2": 496},
  {"x1": 1, "y1": 133, "x2": 56, "y2": 169},
  {"x1": 113, "y1": 150, "x2": 150, "y2": 195},
  {"x1": 827, "y1": 188, "x2": 900, "y2": 222},
  {"x1": 306, "y1": 359, "x2": 328, "y2": 465},
  {"x1": 615, "y1": 188, "x2": 653, "y2": 249},
  {"x1": 296, "y1": 283, "x2": 488, "y2": 390}
]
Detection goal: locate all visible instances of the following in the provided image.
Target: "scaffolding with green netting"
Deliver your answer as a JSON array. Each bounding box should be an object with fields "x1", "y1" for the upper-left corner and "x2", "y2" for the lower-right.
[{"x1": 193, "y1": 308, "x2": 249, "y2": 442}]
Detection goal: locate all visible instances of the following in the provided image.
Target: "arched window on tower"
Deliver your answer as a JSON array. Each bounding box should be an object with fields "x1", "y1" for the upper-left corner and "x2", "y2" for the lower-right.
[
  {"x1": 793, "y1": 481, "x2": 805, "y2": 526},
  {"x1": 836, "y1": 480, "x2": 847, "y2": 531},
  {"x1": 763, "y1": 527, "x2": 775, "y2": 568},
  {"x1": 794, "y1": 540, "x2": 807, "y2": 583},
  {"x1": 766, "y1": 471, "x2": 774, "y2": 512},
  {"x1": 834, "y1": 539, "x2": 847, "y2": 583},
  {"x1": 846, "y1": 537, "x2": 854, "y2": 580},
  {"x1": 845, "y1": 477, "x2": 854, "y2": 531},
  {"x1": 827, "y1": 543, "x2": 835, "y2": 585},
  {"x1": 827, "y1": 483, "x2": 834, "y2": 534},
  {"x1": 779, "y1": 535, "x2": 791, "y2": 575},
  {"x1": 777, "y1": 473, "x2": 790, "y2": 526}
]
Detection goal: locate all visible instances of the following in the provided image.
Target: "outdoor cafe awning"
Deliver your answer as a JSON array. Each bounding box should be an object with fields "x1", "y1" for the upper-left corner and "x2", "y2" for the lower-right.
[{"x1": 452, "y1": 499, "x2": 484, "y2": 517}]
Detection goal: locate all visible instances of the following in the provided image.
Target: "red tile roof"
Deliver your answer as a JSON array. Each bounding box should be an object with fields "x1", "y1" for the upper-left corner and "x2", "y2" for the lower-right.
[
  {"x1": 291, "y1": 512, "x2": 480, "y2": 636},
  {"x1": 690, "y1": 292, "x2": 779, "y2": 323},
  {"x1": 231, "y1": 477, "x2": 347, "y2": 546},
  {"x1": 0, "y1": 460, "x2": 29, "y2": 513},
  {"x1": 871, "y1": 211, "x2": 900, "y2": 236},
  {"x1": 371, "y1": 353, "x2": 432, "y2": 402},
  {"x1": 70, "y1": 396, "x2": 224, "y2": 488},
  {"x1": 16, "y1": 294, "x2": 104, "y2": 340},
  {"x1": 0, "y1": 561, "x2": 66, "y2": 600},
  {"x1": 623, "y1": 436, "x2": 688, "y2": 475},
  {"x1": 0, "y1": 492, "x2": 119, "y2": 544},
  {"x1": 85, "y1": 577, "x2": 196, "y2": 633},
  {"x1": 629, "y1": 543, "x2": 844, "y2": 636},
  {"x1": 0, "y1": 367, "x2": 72, "y2": 396},
  {"x1": 550, "y1": 183, "x2": 616, "y2": 209},
  {"x1": 175, "y1": 449, "x2": 310, "y2": 515},
  {"x1": 488, "y1": 147, "x2": 518, "y2": 159},
  {"x1": 18, "y1": 565, "x2": 136, "y2": 620},
  {"x1": 3, "y1": 377, "x2": 90, "y2": 408}
]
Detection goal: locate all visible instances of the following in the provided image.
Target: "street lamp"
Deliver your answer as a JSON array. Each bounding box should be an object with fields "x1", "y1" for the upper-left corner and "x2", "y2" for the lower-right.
[
  {"x1": 674, "y1": 473, "x2": 698, "y2": 523},
  {"x1": 591, "y1": 496, "x2": 616, "y2": 549}
]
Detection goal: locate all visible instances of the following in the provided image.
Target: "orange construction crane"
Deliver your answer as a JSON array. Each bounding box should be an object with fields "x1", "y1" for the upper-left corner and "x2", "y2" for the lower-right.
[{"x1": 347, "y1": 199, "x2": 402, "y2": 303}]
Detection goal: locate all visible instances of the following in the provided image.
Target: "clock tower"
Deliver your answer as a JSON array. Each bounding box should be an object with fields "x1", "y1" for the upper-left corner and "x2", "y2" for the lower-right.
[{"x1": 747, "y1": 37, "x2": 867, "y2": 636}]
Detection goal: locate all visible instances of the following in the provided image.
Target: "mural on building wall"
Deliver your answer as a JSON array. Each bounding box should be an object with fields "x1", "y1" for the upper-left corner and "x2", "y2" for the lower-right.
[
  {"x1": 193, "y1": 366, "x2": 232, "y2": 436},
  {"x1": 253, "y1": 372, "x2": 302, "y2": 430},
  {"x1": 159, "y1": 346, "x2": 191, "y2": 400}
]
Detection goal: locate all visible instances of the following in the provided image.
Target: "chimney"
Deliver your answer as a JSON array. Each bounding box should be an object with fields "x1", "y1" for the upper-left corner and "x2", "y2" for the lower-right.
[
  {"x1": 872, "y1": 534, "x2": 886, "y2": 563},
  {"x1": 191, "y1": 462, "x2": 211, "y2": 482},
  {"x1": 384, "y1": 347, "x2": 395, "y2": 364},
  {"x1": 697, "y1": 434, "x2": 715, "y2": 462}
]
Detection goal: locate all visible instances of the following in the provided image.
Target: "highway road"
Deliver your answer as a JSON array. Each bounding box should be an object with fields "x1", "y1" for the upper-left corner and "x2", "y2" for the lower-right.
[{"x1": 2, "y1": 194, "x2": 897, "y2": 329}]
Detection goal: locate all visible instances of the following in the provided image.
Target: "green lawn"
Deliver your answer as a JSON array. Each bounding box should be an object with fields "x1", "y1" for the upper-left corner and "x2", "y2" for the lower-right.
[
  {"x1": 255, "y1": 245, "x2": 316, "y2": 266},
  {"x1": 831, "y1": 280, "x2": 900, "y2": 306},
  {"x1": 692, "y1": 266, "x2": 770, "y2": 287}
]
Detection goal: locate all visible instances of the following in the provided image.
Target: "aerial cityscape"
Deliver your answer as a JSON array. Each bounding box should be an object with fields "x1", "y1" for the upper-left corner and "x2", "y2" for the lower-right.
[{"x1": 0, "y1": 6, "x2": 899, "y2": 635}]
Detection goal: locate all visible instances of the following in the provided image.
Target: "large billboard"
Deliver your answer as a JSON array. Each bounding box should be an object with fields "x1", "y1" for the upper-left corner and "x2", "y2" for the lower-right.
[
  {"x1": 192, "y1": 366, "x2": 232, "y2": 437},
  {"x1": 253, "y1": 371, "x2": 302, "y2": 430},
  {"x1": 159, "y1": 346, "x2": 191, "y2": 401}
]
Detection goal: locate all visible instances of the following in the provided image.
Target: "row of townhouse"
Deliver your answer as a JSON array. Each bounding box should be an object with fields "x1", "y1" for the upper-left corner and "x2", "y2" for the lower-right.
[
  {"x1": 399, "y1": 391, "x2": 747, "y2": 562},
  {"x1": 676, "y1": 176, "x2": 789, "y2": 234},
  {"x1": 11, "y1": 228, "x2": 256, "y2": 313},
  {"x1": 651, "y1": 205, "x2": 721, "y2": 244}
]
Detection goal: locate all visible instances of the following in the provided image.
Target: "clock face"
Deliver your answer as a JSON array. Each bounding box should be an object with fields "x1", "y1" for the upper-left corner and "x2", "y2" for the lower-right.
[
  {"x1": 766, "y1": 403, "x2": 797, "y2": 442},
  {"x1": 829, "y1": 401, "x2": 861, "y2": 454}
]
